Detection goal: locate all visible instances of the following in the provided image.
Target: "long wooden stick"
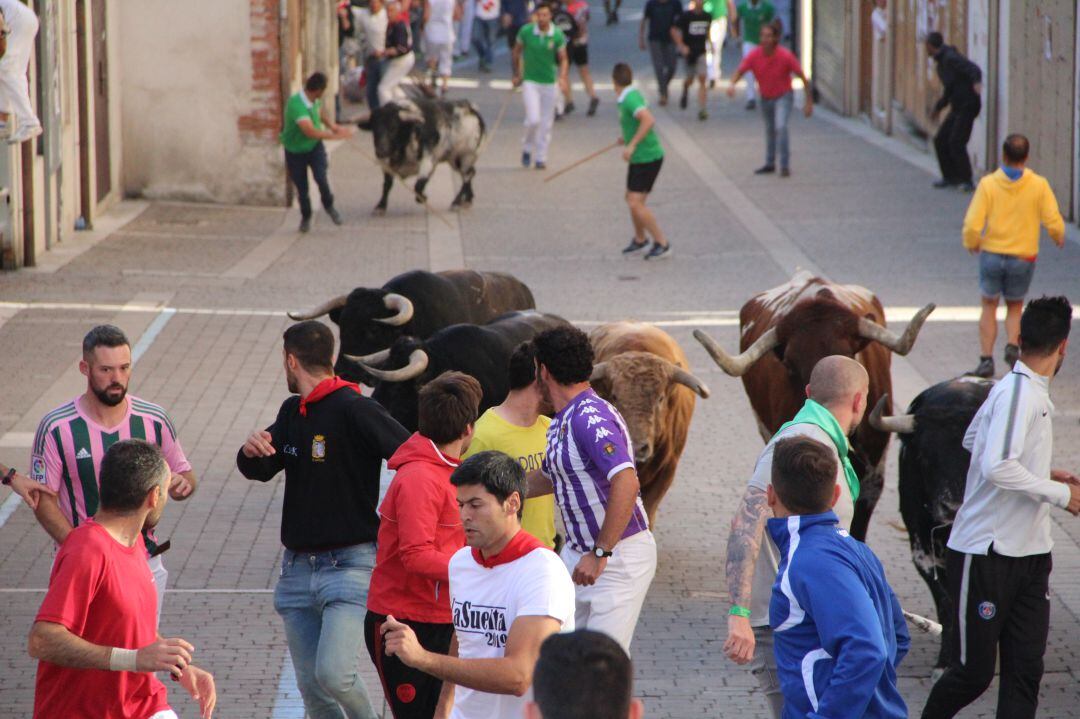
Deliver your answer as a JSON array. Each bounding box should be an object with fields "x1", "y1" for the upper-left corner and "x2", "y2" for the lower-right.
[
  {"x1": 478, "y1": 87, "x2": 515, "y2": 155},
  {"x1": 542, "y1": 141, "x2": 621, "y2": 183},
  {"x1": 903, "y1": 610, "x2": 943, "y2": 637}
]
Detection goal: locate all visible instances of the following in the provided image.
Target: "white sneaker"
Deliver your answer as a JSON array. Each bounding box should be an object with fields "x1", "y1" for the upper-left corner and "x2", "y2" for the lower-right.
[{"x1": 8, "y1": 124, "x2": 42, "y2": 144}]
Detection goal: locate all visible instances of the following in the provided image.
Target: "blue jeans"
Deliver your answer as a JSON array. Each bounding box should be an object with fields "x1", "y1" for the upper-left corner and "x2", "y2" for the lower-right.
[
  {"x1": 284, "y1": 142, "x2": 334, "y2": 220},
  {"x1": 473, "y1": 17, "x2": 498, "y2": 66},
  {"x1": 761, "y1": 91, "x2": 794, "y2": 169},
  {"x1": 274, "y1": 544, "x2": 378, "y2": 719}
]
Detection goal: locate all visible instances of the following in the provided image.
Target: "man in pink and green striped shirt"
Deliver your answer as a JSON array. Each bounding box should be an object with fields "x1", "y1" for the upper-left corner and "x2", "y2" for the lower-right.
[{"x1": 30, "y1": 325, "x2": 197, "y2": 618}]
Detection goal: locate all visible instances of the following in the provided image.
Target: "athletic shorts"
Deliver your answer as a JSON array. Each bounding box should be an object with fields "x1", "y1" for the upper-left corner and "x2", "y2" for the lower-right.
[
  {"x1": 686, "y1": 51, "x2": 707, "y2": 77},
  {"x1": 569, "y1": 42, "x2": 589, "y2": 66},
  {"x1": 979, "y1": 251, "x2": 1035, "y2": 301},
  {"x1": 426, "y1": 41, "x2": 453, "y2": 76},
  {"x1": 627, "y1": 157, "x2": 663, "y2": 193}
]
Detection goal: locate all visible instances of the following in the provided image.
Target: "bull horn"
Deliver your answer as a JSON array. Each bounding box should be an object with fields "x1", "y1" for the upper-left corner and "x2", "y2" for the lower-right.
[
  {"x1": 857, "y1": 303, "x2": 936, "y2": 356},
  {"x1": 589, "y1": 362, "x2": 608, "y2": 382},
  {"x1": 693, "y1": 327, "x2": 779, "y2": 377},
  {"x1": 287, "y1": 295, "x2": 347, "y2": 321},
  {"x1": 357, "y1": 349, "x2": 429, "y2": 383},
  {"x1": 667, "y1": 364, "x2": 711, "y2": 399},
  {"x1": 868, "y1": 394, "x2": 916, "y2": 434},
  {"x1": 374, "y1": 293, "x2": 415, "y2": 326},
  {"x1": 341, "y1": 347, "x2": 392, "y2": 365}
]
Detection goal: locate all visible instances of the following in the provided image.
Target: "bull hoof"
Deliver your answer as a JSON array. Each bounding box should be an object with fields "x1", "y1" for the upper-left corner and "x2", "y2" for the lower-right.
[
  {"x1": 414, "y1": 194, "x2": 427, "y2": 205},
  {"x1": 372, "y1": 206, "x2": 387, "y2": 216},
  {"x1": 451, "y1": 200, "x2": 472, "y2": 211}
]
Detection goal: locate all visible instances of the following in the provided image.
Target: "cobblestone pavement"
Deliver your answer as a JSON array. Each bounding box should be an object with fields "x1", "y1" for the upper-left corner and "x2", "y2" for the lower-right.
[{"x1": 3, "y1": 3, "x2": 1080, "y2": 717}]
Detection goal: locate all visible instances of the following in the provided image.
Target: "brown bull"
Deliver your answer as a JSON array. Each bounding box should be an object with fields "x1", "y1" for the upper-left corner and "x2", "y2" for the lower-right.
[
  {"x1": 589, "y1": 322, "x2": 710, "y2": 526},
  {"x1": 693, "y1": 271, "x2": 935, "y2": 540}
]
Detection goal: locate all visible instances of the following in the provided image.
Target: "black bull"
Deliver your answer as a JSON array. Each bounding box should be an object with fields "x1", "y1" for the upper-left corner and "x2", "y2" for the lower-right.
[
  {"x1": 354, "y1": 311, "x2": 569, "y2": 432},
  {"x1": 871, "y1": 377, "x2": 994, "y2": 670},
  {"x1": 287, "y1": 269, "x2": 535, "y2": 385}
]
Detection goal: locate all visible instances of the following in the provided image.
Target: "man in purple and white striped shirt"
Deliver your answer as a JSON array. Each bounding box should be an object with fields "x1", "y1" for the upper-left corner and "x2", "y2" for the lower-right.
[{"x1": 527, "y1": 327, "x2": 657, "y2": 653}]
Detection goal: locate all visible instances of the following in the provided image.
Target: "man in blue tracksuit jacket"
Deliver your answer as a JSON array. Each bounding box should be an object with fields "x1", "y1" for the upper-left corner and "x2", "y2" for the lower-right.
[{"x1": 766, "y1": 435, "x2": 910, "y2": 719}]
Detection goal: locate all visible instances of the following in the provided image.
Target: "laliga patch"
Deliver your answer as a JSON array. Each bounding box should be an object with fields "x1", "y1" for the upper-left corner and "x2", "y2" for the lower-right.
[
  {"x1": 31, "y1": 456, "x2": 47, "y2": 483},
  {"x1": 311, "y1": 434, "x2": 326, "y2": 462},
  {"x1": 978, "y1": 601, "x2": 996, "y2": 620},
  {"x1": 603, "y1": 442, "x2": 616, "y2": 456}
]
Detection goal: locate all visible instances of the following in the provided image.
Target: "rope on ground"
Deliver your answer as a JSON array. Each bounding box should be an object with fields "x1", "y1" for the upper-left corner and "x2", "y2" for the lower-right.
[
  {"x1": 477, "y1": 87, "x2": 517, "y2": 156},
  {"x1": 542, "y1": 141, "x2": 621, "y2": 183}
]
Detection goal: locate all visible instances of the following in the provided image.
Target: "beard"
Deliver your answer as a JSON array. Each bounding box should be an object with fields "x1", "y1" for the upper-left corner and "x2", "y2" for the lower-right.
[
  {"x1": 92, "y1": 382, "x2": 127, "y2": 407},
  {"x1": 286, "y1": 367, "x2": 299, "y2": 394}
]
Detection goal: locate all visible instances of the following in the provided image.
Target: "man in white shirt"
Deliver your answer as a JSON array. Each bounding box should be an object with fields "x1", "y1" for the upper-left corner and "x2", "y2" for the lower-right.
[
  {"x1": 382, "y1": 451, "x2": 575, "y2": 719},
  {"x1": 923, "y1": 295, "x2": 1080, "y2": 719},
  {"x1": 354, "y1": 0, "x2": 389, "y2": 109},
  {"x1": 722, "y1": 355, "x2": 866, "y2": 719}
]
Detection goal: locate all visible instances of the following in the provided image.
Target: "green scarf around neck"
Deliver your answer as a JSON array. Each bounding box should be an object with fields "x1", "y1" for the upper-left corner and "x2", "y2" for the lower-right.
[{"x1": 776, "y1": 399, "x2": 860, "y2": 502}]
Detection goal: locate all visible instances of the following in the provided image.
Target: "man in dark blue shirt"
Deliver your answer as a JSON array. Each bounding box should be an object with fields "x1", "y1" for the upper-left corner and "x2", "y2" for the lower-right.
[{"x1": 639, "y1": 0, "x2": 683, "y2": 105}]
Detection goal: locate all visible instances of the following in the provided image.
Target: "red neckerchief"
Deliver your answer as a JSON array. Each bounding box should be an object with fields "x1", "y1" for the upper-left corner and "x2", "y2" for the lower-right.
[
  {"x1": 471, "y1": 529, "x2": 547, "y2": 569},
  {"x1": 299, "y1": 377, "x2": 362, "y2": 417}
]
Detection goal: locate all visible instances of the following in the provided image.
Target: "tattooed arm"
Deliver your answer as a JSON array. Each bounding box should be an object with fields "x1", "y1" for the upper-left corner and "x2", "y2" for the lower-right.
[{"x1": 723, "y1": 484, "x2": 770, "y2": 664}]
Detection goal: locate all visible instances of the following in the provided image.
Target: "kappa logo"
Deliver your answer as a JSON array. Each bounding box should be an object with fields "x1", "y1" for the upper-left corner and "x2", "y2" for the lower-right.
[
  {"x1": 312, "y1": 435, "x2": 327, "y2": 462},
  {"x1": 75, "y1": 447, "x2": 92, "y2": 461},
  {"x1": 978, "y1": 601, "x2": 996, "y2": 620},
  {"x1": 579, "y1": 398, "x2": 595, "y2": 405},
  {"x1": 580, "y1": 406, "x2": 599, "y2": 415},
  {"x1": 586, "y1": 415, "x2": 604, "y2": 427},
  {"x1": 594, "y1": 426, "x2": 614, "y2": 442}
]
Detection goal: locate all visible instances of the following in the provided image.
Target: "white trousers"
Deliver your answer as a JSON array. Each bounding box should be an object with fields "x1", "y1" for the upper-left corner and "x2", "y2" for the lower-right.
[
  {"x1": 456, "y1": 0, "x2": 475, "y2": 54},
  {"x1": 522, "y1": 80, "x2": 557, "y2": 163},
  {"x1": 378, "y1": 53, "x2": 416, "y2": 106},
  {"x1": 149, "y1": 554, "x2": 168, "y2": 626},
  {"x1": 560, "y1": 530, "x2": 657, "y2": 654},
  {"x1": 149, "y1": 711, "x2": 179, "y2": 719},
  {"x1": 741, "y1": 41, "x2": 758, "y2": 100},
  {"x1": 707, "y1": 17, "x2": 728, "y2": 82},
  {"x1": 0, "y1": 2, "x2": 39, "y2": 128}
]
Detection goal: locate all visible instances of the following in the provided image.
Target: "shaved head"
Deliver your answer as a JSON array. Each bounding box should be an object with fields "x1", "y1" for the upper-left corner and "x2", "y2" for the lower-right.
[{"x1": 808, "y1": 356, "x2": 869, "y2": 406}]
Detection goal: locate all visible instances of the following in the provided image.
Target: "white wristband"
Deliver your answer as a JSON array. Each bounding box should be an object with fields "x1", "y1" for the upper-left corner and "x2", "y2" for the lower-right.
[{"x1": 109, "y1": 647, "x2": 138, "y2": 672}]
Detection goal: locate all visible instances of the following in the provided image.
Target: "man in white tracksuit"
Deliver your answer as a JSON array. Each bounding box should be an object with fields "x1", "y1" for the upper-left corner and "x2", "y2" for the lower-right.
[
  {"x1": 0, "y1": 0, "x2": 41, "y2": 143},
  {"x1": 511, "y1": 3, "x2": 569, "y2": 171}
]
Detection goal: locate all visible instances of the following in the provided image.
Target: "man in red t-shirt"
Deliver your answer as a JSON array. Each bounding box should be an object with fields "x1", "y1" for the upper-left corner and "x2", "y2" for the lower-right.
[
  {"x1": 28, "y1": 440, "x2": 216, "y2": 719},
  {"x1": 365, "y1": 371, "x2": 480, "y2": 719},
  {"x1": 727, "y1": 20, "x2": 812, "y2": 177}
]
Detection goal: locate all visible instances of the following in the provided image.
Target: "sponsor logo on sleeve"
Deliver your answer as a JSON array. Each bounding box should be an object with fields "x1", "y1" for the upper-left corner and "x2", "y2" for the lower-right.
[
  {"x1": 31, "y1": 456, "x2": 46, "y2": 483},
  {"x1": 603, "y1": 442, "x2": 616, "y2": 456}
]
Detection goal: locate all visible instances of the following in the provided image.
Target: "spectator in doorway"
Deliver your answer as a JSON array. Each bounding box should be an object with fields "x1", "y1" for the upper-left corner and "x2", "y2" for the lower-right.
[
  {"x1": 640, "y1": 0, "x2": 683, "y2": 106},
  {"x1": 727, "y1": 20, "x2": 811, "y2": 177},
  {"x1": 927, "y1": 31, "x2": 982, "y2": 191},
  {"x1": 280, "y1": 72, "x2": 354, "y2": 233},
  {"x1": 961, "y1": 134, "x2": 1065, "y2": 378},
  {"x1": 0, "y1": 0, "x2": 42, "y2": 143},
  {"x1": 527, "y1": 630, "x2": 645, "y2": 719}
]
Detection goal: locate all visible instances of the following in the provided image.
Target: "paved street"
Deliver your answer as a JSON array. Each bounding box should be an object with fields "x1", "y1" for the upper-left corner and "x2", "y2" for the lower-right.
[{"x1": 3, "y1": 4, "x2": 1080, "y2": 717}]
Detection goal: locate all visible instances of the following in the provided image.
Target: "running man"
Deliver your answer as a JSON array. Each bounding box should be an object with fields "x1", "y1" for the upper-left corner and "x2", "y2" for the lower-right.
[
  {"x1": 674, "y1": 0, "x2": 712, "y2": 120},
  {"x1": 614, "y1": 63, "x2": 671, "y2": 261},
  {"x1": 513, "y1": 2, "x2": 569, "y2": 170},
  {"x1": 382, "y1": 451, "x2": 575, "y2": 719},
  {"x1": 703, "y1": 0, "x2": 735, "y2": 88},
  {"x1": 28, "y1": 440, "x2": 217, "y2": 719},
  {"x1": 732, "y1": 0, "x2": 773, "y2": 109},
  {"x1": 30, "y1": 325, "x2": 198, "y2": 621}
]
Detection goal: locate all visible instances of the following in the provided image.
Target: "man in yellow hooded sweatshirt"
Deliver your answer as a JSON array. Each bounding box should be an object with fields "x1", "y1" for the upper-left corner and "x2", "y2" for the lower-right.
[{"x1": 962, "y1": 134, "x2": 1065, "y2": 378}]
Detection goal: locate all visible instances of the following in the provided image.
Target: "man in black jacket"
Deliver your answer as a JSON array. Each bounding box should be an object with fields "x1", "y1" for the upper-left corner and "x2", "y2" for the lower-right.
[
  {"x1": 926, "y1": 31, "x2": 982, "y2": 191},
  {"x1": 237, "y1": 320, "x2": 409, "y2": 719}
]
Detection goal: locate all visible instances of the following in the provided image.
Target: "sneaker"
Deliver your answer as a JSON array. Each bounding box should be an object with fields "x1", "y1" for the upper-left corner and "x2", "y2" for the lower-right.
[
  {"x1": 745, "y1": 99, "x2": 756, "y2": 110},
  {"x1": 535, "y1": 161, "x2": 546, "y2": 170},
  {"x1": 479, "y1": 63, "x2": 492, "y2": 73},
  {"x1": 709, "y1": 79, "x2": 716, "y2": 89},
  {"x1": 658, "y1": 94, "x2": 668, "y2": 107},
  {"x1": 1004, "y1": 343, "x2": 1020, "y2": 369},
  {"x1": 958, "y1": 181, "x2": 974, "y2": 192},
  {"x1": 522, "y1": 151, "x2": 531, "y2": 167},
  {"x1": 621, "y1": 238, "x2": 649, "y2": 255},
  {"x1": 299, "y1": 216, "x2": 312, "y2": 233},
  {"x1": 644, "y1": 243, "x2": 672, "y2": 260},
  {"x1": 698, "y1": 109, "x2": 708, "y2": 121},
  {"x1": 932, "y1": 178, "x2": 954, "y2": 189},
  {"x1": 780, "y1": 167, "x2": 790, "y2": 177},
  {"x1": 564, "y1": 102, "x2": 575, "y2": 115},
  {"x1": 754, "y1": 164, "x2": 776, "y2": 175},
  {"x1": 8, "y1": 124, "x2": 42, "y2": 144},
  {"x1": 587, "y1": 96, "x2": 600, "y2": 116},
  {"x1": 327, "y1": 207, "x2": 344, "y2": 225},
  {"x1": 969, "y1": 356, "x2": 994, "y2": 378},
  {"x1": 680, "y1": 89, "x2": 689, "y2": 110},
  {"x1": 612, "y1": 10, "x2": 619, "y2": 23}
]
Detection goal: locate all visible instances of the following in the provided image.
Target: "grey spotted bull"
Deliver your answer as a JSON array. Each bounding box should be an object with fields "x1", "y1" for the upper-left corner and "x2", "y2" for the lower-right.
[{"x1": 362, "y1": 97, "x2": 485, "y2": 213}]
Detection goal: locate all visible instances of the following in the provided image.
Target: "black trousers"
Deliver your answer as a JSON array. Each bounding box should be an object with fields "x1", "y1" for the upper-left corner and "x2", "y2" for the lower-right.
[
  {"x1": 933, "y1": 100, "x2": 980, "y2": 184},
  {"x1": 285, "y1": 142, "x2": 334, "y2": 219},
  {"x1": 922, "y1": 547, "x2": 1051, "y2": 719},
  {"x1": 365, "y1": 611, "x2": 454, "y2": 719}
]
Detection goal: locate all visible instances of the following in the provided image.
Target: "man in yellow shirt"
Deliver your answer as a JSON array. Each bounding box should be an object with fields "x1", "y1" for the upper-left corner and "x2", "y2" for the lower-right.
[
  {"x1": 463, "y1": 342, "x2": 558, "y2": 548},
  {"x1": 962, "y1": 134, "x2": 1065, "y2": 378}
]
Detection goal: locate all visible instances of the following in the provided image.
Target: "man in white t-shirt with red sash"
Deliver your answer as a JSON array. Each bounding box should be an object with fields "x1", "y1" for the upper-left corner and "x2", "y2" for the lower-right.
[{"x1": 382, "y1": 451, "x2": 575, "y2": 719}]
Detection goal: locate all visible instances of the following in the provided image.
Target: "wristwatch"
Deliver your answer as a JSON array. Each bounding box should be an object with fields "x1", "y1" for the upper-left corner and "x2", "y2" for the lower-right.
[{"x1": 592, "y1": 545, "x2": 613, "y2": 559}]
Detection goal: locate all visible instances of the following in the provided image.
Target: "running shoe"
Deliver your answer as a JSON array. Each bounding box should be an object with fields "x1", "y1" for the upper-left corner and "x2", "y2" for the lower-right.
[
  {"x1": 644, "y1": 243, "x2": 672, "y2": 260},
  {"x1": 1004, "y1": 343, "x2": 1019, "y2": 370},
  {"x1": 327, "y1": 207, "x2": 344, "y2": 225},
  {"x1": 680, "y1": 88, "x2": 688, "y2": 110},
  {"x1": 698, "y1": 109, "x2": 708, "y2": 121},
  {"x1": 754, "y1": 164, "x2": 776, "y2": 175},
  {"x1": 535, "y1": 161, "x2": 546, "y2": 170},
  {"x1": 522, "y1": 151, "x2": 531, "y2": 167},
  {"x1": 621, "y1": 238, "x2": 649, "y2": 255},
  {"x1": 299, "y1": 216, "x2": 312, "y2": 233},
  {"x1": 745, "y1": 99, "x2": 756, "y2": 110},
  {"x1": 564, "y1": 102, "x2": 576, "y2": 115},
  {"x1": 587, "y1": 96, "x2": 600, "y2": 116},
  {"x1": 968, "y1": 356, "x2": 994, "y2": 379}
]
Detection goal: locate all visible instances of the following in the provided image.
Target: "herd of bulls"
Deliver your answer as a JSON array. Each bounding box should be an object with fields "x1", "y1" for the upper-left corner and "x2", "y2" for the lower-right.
[{"x1": 289, "y1": 267, "x2": 989, "y2": 672}]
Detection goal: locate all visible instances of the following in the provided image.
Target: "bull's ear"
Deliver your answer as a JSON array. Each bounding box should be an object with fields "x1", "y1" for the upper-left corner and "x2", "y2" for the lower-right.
[{"x1": 329, "y1": 307, "x2": 343, "y2": 325}]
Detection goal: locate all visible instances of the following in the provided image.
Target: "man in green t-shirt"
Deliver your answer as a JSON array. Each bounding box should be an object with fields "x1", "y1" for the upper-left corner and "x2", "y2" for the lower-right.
[
  {"x1": 613, "y1": 63, "x2": 671, "y2": 261},
  {"x1": 704, "y1": 0, "x2": 736, "y2": 87},
  {"x1": 512, "y1": 3, "x2": 569, "y2": 170},
  {"x1": 280, "y1": 72, "x2": 354, "y2": 233},
  {"x1": 734, "y1": 0, "x2": 774, "y2": 109}
]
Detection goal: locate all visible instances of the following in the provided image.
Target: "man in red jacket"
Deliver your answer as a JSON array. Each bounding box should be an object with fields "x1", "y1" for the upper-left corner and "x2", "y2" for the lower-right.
[{"x1": 365, "y1": 371, "x2": 482, "y2": 719}]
